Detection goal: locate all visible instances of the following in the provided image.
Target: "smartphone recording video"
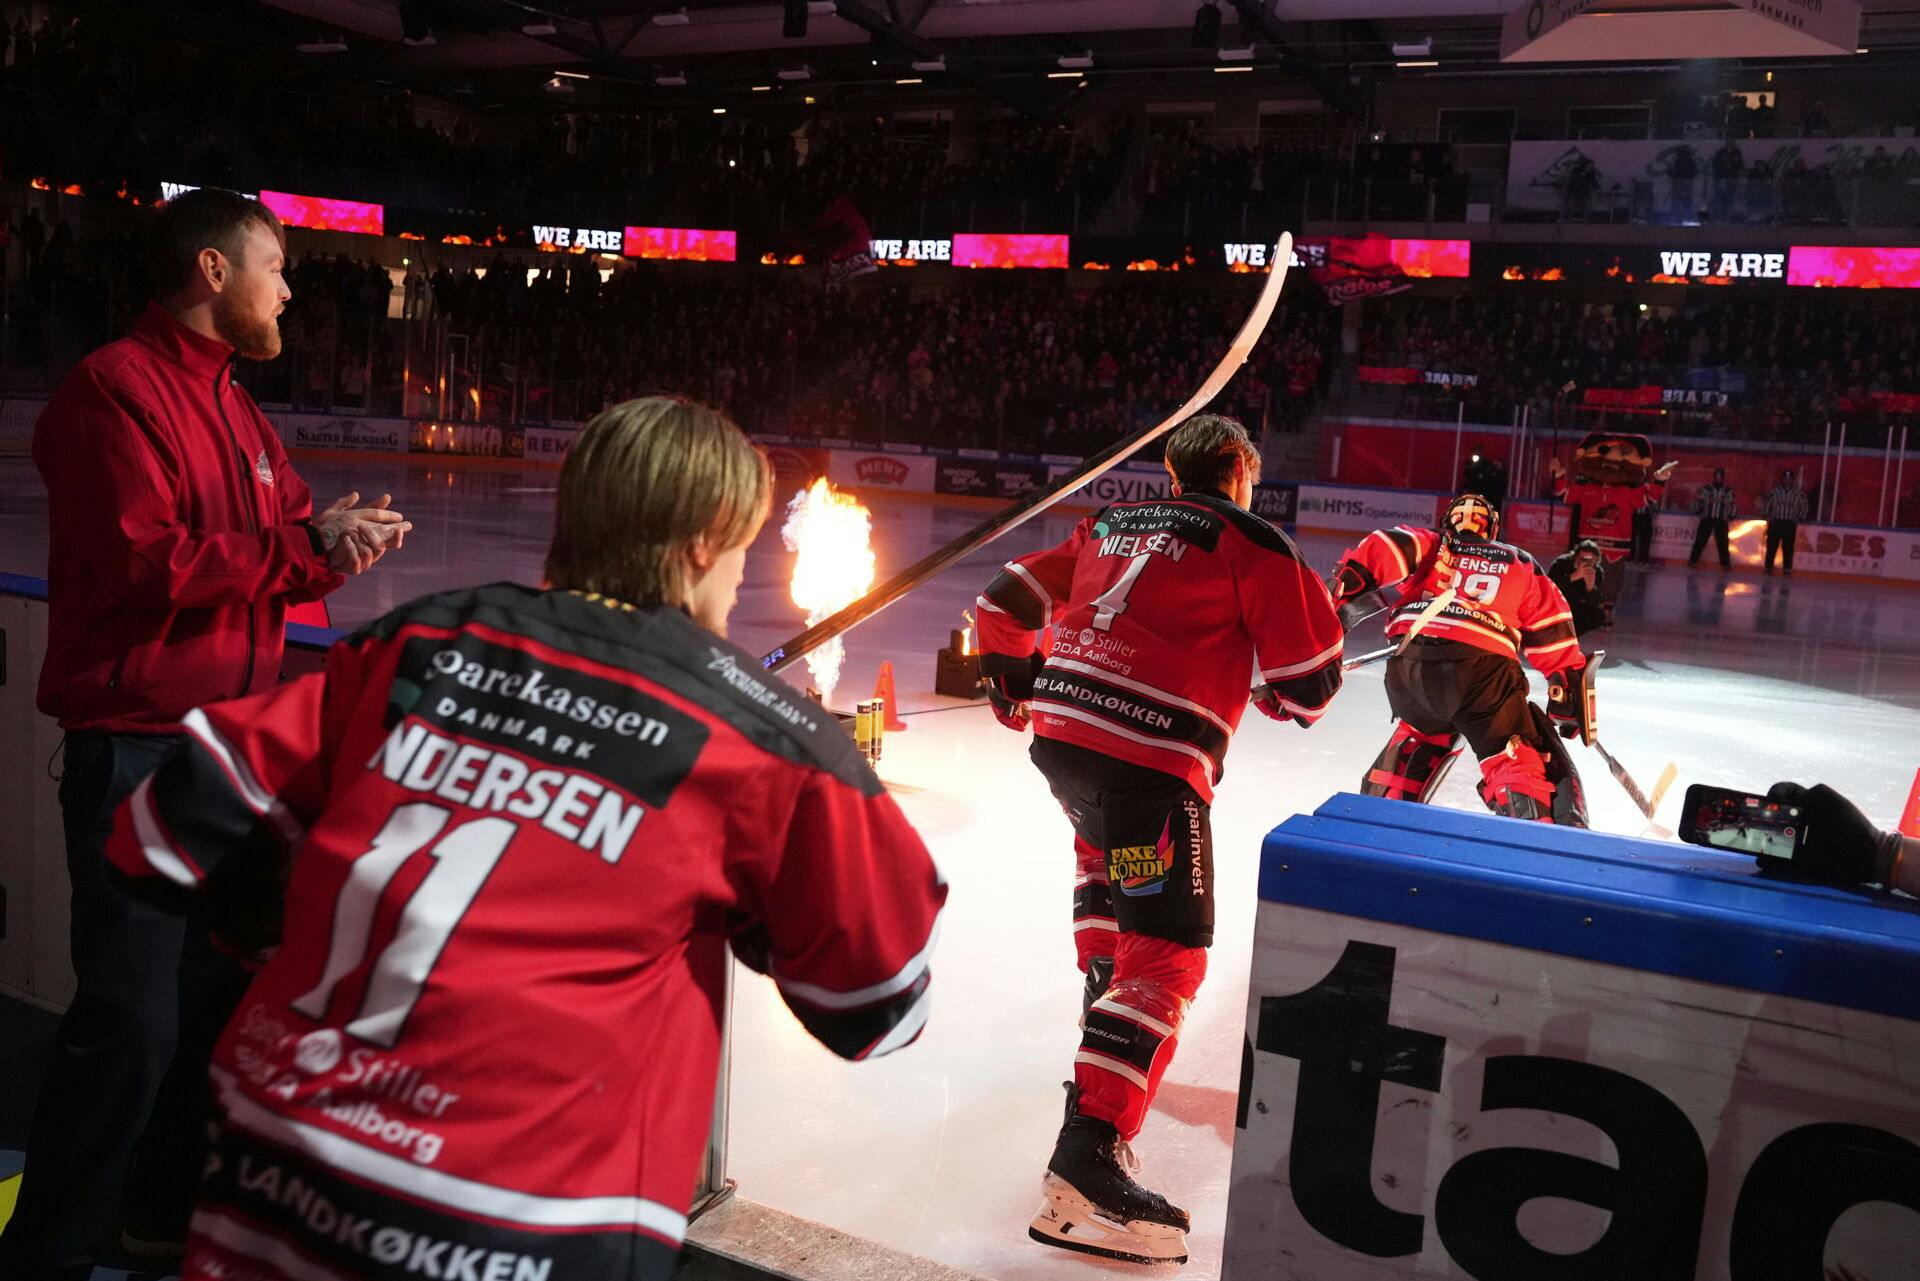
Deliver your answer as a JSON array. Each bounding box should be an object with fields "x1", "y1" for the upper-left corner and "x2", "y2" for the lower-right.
[{"x1": 1678, "y1": 784, "x2": 1807, "y2": 862}]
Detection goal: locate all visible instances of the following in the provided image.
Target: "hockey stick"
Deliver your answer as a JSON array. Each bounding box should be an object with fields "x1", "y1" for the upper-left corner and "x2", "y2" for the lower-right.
[
  {"x1": 1581, "y1": 650, "x2": 1666, "y2": 822},
  {"x1": 1593, "y1": 739, "x2": 1654, "y2": 818},
  {"x1": 1339, "y1": 587, "x2": 1459, "y2": 672},
  {"x1": 761, "y1": 232, "x2": 1295, "y2": 673}
]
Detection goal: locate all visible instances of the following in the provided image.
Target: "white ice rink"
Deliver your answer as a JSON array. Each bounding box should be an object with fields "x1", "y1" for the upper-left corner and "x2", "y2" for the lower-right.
[{"x1": 4, "y1": 456, "x2": 1918, "y2": 1280}]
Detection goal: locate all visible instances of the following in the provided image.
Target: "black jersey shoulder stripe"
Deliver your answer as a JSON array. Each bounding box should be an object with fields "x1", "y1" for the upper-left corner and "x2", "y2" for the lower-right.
[
  {"x1": 363, "y1": 584, "x2": 881, "y2": 796},
  {"x1": 1180, "y1": 492, "x2": 1309, "y2": 561},
  {"x1": 982, "y1": 568, "x2": 1049, "y2": 630}
]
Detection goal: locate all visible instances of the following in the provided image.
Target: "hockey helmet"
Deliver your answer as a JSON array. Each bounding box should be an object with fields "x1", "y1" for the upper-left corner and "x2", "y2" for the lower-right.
[{"x1": 1444, "y1": 493, "x2": 1500, "y2": 542}]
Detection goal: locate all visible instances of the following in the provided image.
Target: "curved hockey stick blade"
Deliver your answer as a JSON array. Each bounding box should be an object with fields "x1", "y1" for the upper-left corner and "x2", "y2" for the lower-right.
[{"x1": 762, "y1": 234, "x2": 1295, "y2": 673}]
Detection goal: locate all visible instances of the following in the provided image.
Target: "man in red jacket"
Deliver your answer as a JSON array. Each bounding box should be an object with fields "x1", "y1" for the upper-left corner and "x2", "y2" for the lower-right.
[
  {"x1": 976, "y1": 414, "x2": 1344, "y2": 1266},
  {"x1": 1, "y1": 188, "x2": 409, "y2": 1281}
]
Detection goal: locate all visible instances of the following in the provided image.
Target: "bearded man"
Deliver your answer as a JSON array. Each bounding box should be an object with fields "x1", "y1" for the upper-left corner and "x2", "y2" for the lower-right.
[{"x1": 2, "y1": 186, "x2": 409, "y2": 1279}]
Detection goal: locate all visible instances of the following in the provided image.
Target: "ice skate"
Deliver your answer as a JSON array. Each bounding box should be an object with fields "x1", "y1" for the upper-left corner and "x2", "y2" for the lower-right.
[{"x1": 1029, "y1": 1111, "x2": 1189, "y2": 1266}]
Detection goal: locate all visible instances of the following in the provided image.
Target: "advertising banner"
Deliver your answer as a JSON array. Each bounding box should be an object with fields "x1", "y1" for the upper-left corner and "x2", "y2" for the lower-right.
[
  {"x1": 1251, "y1": 482, "x2": 1299, "y2": 526},
  {"x1": 258, "y1": 190, "x2": 384, "y2": 236},
  {"x1": 1228, "y1": 798, "x2": 1920, "y2": 1281},
  {"x1": 1307, "y1": 238, "x2": 1472, "y2": 304},
  {"x1": 935, "y1": 457, "x2": 1049, "y2": 499},
  {"x1": 0, "y1": 393, "x2": 48, "y2": 455},
  {"x1": 622, "y1": 227, "x2": 737, "y2": 262},
  {"x1": 763, "y1": 444, "x2": 831, "y2": 493},
  {"x1": 1295, "y1": 485, "x2": 1446, "y2": 533},
  {"x1": 1787, "y1": 245, "x2": 1920, "y2": 289},
  {"x1": 283, "y1": 415, "x2": 407, "y2": 455},
  {"x1": 950, "y1": 233, "x2": 1069, "y2": 270},
  {"x1": 827, "y1": 450, "x2": 938, "y2": 493},
  {"x1": 1048, "y1": 465, "x2": 1177, "y2": 509},
  {"x1": 521, "y1": 425, "x2": 580, "y2": 465},
  {"x1": 408, "y1": 421, "x2": 523, "y2": 459}
]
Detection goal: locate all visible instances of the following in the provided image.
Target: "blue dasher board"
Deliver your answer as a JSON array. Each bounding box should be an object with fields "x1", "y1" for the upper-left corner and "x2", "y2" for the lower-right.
[{"x1": 1225, "y1": 794, "x2": 1920, "y2": 1281}]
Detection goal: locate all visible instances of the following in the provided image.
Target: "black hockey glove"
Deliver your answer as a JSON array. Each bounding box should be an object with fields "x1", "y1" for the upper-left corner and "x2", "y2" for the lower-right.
[
  {"x1": 1251, "y1": 683, "x2": 1307, "y2": 727},
  {"x1": 1546, "y1": 663, "x2": 1596, "y2": 744},
  {"x1": 1759, "y1": 782, "x2": 1903, "y2": 886},
  {"x1": 980, "y1": 652, "x2": 1045, "y2": 732}
]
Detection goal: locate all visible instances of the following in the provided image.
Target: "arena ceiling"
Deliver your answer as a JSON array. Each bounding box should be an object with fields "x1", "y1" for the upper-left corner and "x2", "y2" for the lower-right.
[{"x1": 96, "y1": 0, "x2": 1920, "y2": 118}]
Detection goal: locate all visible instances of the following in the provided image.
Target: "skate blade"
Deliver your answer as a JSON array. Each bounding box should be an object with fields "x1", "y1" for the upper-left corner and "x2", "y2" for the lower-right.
[{"x1": 1028, "y1": 1175, "x2": 1188, "y2": 1267}]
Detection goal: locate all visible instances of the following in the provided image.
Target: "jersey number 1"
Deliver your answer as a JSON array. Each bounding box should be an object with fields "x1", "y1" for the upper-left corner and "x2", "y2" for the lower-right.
[
  {"x1": 291, "y1": 802, "x2": 514, "y2": 1047},
  {"x1": 1090, "y1": 553, "x2": 1151, "y2": 632}
]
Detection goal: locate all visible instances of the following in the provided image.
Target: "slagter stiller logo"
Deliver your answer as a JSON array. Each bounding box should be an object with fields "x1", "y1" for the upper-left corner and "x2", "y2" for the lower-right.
[{"x1": 855, "y1": 456, "x2": 912, "y2": 486}]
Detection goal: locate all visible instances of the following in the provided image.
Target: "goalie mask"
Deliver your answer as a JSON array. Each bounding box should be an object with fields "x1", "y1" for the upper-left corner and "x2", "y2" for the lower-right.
[{"x1": 1444, "y1": 493, "x2": 1500, "y2": 544}]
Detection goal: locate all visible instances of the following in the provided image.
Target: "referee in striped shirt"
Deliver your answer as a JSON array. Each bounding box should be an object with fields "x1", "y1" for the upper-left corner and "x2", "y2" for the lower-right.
[
  {"x1": 1763, "y1": 468, "x2": 1810, "y2": 576},
  {"x1": 1689, "y1": 468, "x2": 1738, "y2": 569}
]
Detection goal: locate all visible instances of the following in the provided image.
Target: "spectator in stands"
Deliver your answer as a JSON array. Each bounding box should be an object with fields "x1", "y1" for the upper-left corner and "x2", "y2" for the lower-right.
[
  {"x1": 1762, "y1": 467, "x2": 1809, "y2": 576},
  {"x1": 1549, "y1": 539, "x2": 1609, "y2": 635},
  {"x1": 0, "y1": 189, "x2": 410, "y2": 1281},
  {"x1": 1711, "y1": 139, "x2": 1745, "y2": 222},
  {"x1": 1800, "y1": 100, "x2": 1831, "y2": 137},
  {"x1": 1690, "y1": 468, "x2": 1737, "y2": 570},
  {"x1": 1668, "y1": 145, "x2": 1699, "y2": 222}
]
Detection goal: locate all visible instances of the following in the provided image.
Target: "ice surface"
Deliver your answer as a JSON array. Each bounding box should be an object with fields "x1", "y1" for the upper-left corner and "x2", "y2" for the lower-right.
[{"x1": 5, "y1": 457, "x2": 1918, "y2": 1280}]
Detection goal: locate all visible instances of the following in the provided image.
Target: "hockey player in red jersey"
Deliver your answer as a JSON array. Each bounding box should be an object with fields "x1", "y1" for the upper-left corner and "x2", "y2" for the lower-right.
[
  {"x1": 102, "y1": 397, "x2": 947, "y2": 1281},
  {"x1": 1331, "y1": 493, "x2": 1594, "y2": 825},
  {"x1": 975, "y1": 414, "x2": 1344, "y2": 1266}
]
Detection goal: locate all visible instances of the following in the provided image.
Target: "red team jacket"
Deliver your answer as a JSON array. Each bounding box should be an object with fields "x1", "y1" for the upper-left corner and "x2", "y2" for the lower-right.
[
  {"x1": 1341, "y1": 525, "x2": 1586, "y2": 677},
  {"x1": 976, "y1": 493, "x2": 1345, "y2": 799},
  {"x1": 34, "y1": 303, "x2": 342, "y2": 733},
  {"x1": 107, "y1": 583, "x2": 947, "y2": 1281}
]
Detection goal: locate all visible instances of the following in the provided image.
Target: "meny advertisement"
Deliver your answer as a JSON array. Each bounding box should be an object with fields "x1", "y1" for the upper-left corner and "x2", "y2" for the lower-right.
[{"x1": 827, "y1": 450, "x2": 937, "y2": 493}]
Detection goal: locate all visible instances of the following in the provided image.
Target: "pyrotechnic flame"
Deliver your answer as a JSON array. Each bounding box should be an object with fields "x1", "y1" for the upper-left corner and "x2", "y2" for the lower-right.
[{"x1": 782, "y1": 478, "x2": 875, "y2": 699}]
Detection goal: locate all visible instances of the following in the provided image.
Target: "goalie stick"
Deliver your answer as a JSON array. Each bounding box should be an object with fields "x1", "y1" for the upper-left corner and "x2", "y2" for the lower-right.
[
  {"x1": 1581, "y1": 650, "x2": 1667, "y2": 820},
  {"x1": 1339, "y1": 587, "x2": 1460, "y2": 672},
  {"x1": 761, "y1": 233, "x2": 1296, "y2": 674}
]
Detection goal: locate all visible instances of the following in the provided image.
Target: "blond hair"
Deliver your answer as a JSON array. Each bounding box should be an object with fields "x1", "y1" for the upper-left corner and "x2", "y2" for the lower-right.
[{"x1": 545, "y1": 397, "x2": 771, "y2": 609}]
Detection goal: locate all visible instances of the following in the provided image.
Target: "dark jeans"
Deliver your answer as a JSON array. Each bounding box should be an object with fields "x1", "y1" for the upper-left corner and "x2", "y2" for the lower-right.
[
  {"x1": 1689, "y1": 517, "x2": 1731, "y2": 568},
  {"x1": 1766, "y1": 520, "x2": 1798, "y2": 572},
  {"x1": 0, "y1": 732, "x2": 251, "y2": 1281}
]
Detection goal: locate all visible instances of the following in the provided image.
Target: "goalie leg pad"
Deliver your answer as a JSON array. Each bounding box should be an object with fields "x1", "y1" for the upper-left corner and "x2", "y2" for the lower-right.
[
  {"x1": 1478, "y1": 736, "x2": 1556, "y2": 821},
  {"x1": 1530, "y1": 703, "x2": 1591, "y2": 829},
  {"x1": 1075, "y1": 935, "x2": 1205, "y2": 1140},
  {"x1": 1362, "y1": 721, "x2": 1462, "y2": 802}
]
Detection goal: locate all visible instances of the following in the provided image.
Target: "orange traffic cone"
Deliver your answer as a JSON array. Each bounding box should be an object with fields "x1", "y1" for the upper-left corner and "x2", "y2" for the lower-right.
[
  {"x1": 1900, "y1": 766, "x2": 1920, "y2": 838},
  {"x1": 874, "y1": 661, "x2": 907, "y2": 732}
]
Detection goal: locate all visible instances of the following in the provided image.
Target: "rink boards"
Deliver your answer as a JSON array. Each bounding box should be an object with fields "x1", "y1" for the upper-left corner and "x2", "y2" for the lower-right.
[{"x1": 1227, "y1": 794, "x2": 1920, "y2": 1281}]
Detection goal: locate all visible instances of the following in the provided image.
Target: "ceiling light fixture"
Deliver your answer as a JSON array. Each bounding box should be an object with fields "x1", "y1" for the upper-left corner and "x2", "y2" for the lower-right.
[
  {"x1": 522, "y1": 21, "x2": 557, "y2": 36},
  {"x1": 1396, "y1": 60, "x2": 1439, "y2": 68},
  {"x1": 553, "y1": 69, "x2": 590, "y2": 79},
  {"x1": 1046, "y1": 70, "x2": 1083, "y2": 79},
  {"x1": 896, "y1": 77, "x2": 922, "y2": 84},
  {"x1": 1214, "y1": 64, "x2": 1253, "y2": 73}
]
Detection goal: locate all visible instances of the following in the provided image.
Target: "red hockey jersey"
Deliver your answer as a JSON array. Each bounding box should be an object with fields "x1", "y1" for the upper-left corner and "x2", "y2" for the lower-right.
[
  {"x1": 1339, "y1": 525, "x2": 1586, "y2": 676},
  {"x1": 976, "y1": 492, "x2": 1344, "y2": 800},
  {"x1": 107, "y1": 583, "x2": 945, "y2": 1281}
]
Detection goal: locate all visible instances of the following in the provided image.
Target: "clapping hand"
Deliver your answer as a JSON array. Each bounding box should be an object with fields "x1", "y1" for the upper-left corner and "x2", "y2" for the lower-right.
[{"x1": 315, "y1": 492, "x2": 412, "y2": 575}]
